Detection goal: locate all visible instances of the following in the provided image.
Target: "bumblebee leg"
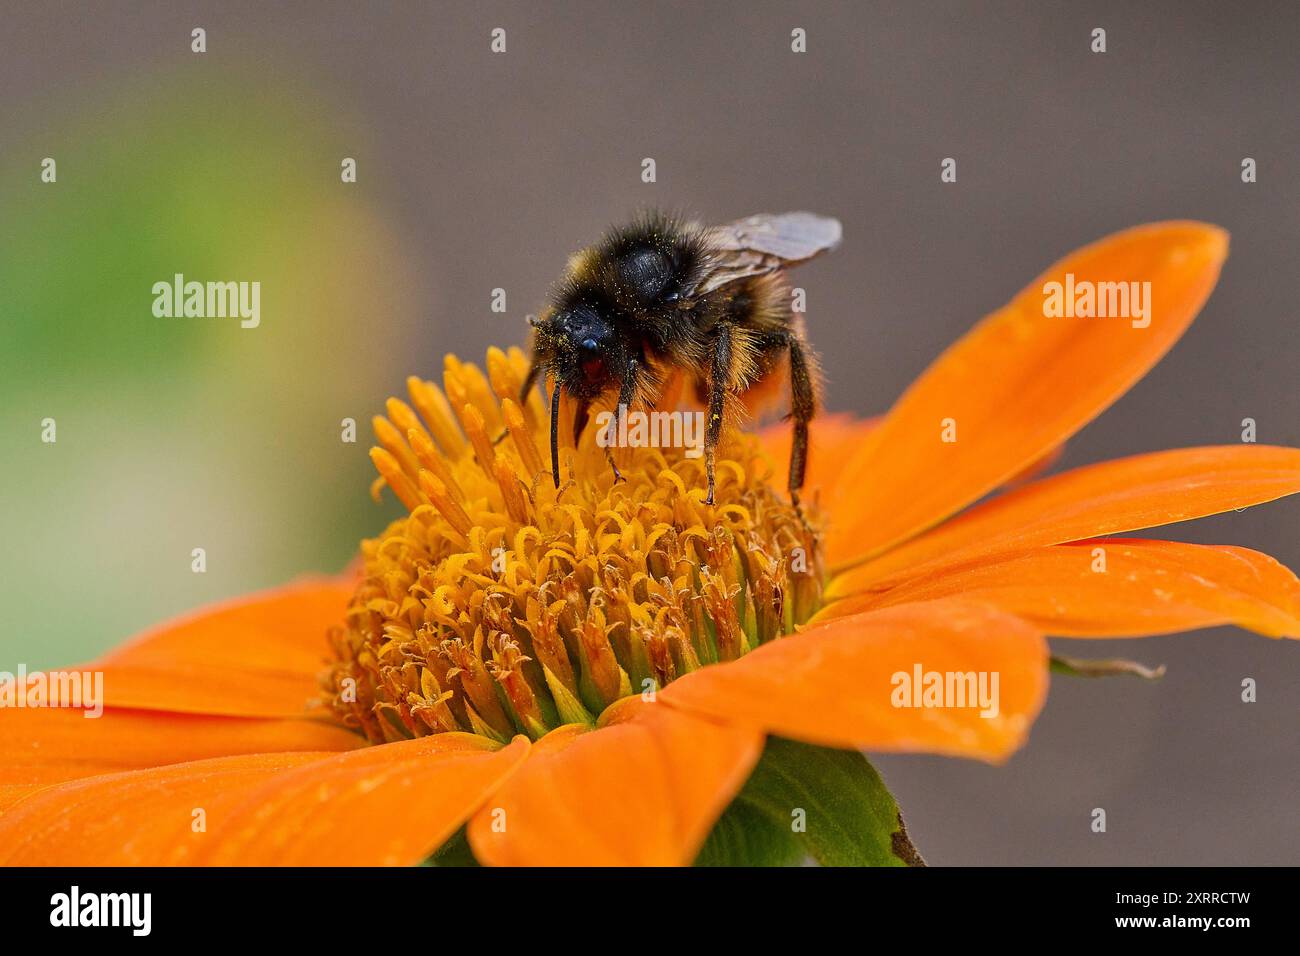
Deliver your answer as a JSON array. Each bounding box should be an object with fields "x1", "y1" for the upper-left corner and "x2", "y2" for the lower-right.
[
  {"x1": 784, "y1": 330, "x2": 818, "y2": 512},
  {"x1": 572, "y1": 398, "x2": 627, "y2": 486},
  {"x1": 603, "y1": 357, "x2": 640, "y2": 485},
  {"x1": 704, "y1": 326, "x2": 735, "y2": 505},
  {"x1": 549, "y1": 383, "x2": 562, "y2": 487}
]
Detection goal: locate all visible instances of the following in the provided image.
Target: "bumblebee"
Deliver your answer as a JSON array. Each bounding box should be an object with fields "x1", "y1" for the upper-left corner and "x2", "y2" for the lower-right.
[{"x1": 522, "y1": 210, "x2": 841, "y2": 506}]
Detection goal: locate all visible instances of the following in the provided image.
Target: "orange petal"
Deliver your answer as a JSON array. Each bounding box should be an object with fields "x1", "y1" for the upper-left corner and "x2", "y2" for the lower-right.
[
  {"x1": 761, "y1": 414, "x2": 1060, "y2": 503},
  {"x1": 827, "y1": 222, "x2": 1229, "y2": 567},
  {"x1": 0, "y1": 707, "x2": 359, "y2": 812},
  {"x1": 661, "y1": 601, "x2": 1048, "y2": 763},
  {"x1": 90, "y1": 576, "x2": 354, "y2": 717},
  {"x1": 1002, "y1": 442, "x2": 1066, "y2": 489},
  {"x1": 0, "y1": 734, "x2": 527, "y2": 866},
  {"x1": 820, "y1": 540, "x2": 1300, "y2": 638},
  {"x1": 830, "y1": 444, "x2": 1300, "y2": 596},
  {"x1": 201, "y1": 733, "x2": 530, "y2": 865},
  {"x1": 467, "y1": 699, "x2": 762, "y2": 866},
  {"x1": 0, "y1": 752, "x2": 332, "y2": 865},
  {"x1": 758, "y1": 412, "x2": 880, "y2": 507}
]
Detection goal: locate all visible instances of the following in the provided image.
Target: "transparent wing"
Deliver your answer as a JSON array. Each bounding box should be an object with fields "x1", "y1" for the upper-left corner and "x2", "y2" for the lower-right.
[{"x1": 693, "y1": 212, "x2": 842, "y2": 295}]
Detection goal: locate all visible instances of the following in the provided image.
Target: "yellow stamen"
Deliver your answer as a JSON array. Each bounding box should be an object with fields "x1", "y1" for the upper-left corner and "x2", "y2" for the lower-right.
[
  {"x1": 323, "y1": 348, "x2": 823, "y2": 745},
  {"x1": 368, "y1": 447, "x2": 423, "y2": 511},
  {"x1": 501, "y1": 398, "x2": 543, "y2": 477},
  {"x1": 406, "y1": 375, "x2": 466, "y2": 459},
  {"x1": 407, "y1": 427, "x2": 464, "y2": 502}
]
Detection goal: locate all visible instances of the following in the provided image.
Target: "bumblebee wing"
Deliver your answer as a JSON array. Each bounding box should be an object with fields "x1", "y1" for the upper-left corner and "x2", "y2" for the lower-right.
[
  {"x1": 706, "y1": 211, "x2": 843, "y2": 262},
  {"x1": 693, "y1": 212, "x2": 842, "y2": 295}
]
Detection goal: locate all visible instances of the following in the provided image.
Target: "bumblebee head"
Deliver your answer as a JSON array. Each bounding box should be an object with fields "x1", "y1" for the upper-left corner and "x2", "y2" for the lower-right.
[{"x1": 529, "y1": 303, "x2": 621, "y2": 400}]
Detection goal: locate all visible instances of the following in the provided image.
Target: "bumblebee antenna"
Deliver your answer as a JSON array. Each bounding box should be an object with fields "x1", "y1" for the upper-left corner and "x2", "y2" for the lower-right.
[{"x1": 550, "y1": 384, "x2": 562, "y2": 488}]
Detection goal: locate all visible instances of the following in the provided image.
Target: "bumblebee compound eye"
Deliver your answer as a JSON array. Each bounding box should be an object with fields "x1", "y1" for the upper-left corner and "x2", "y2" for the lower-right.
[{"x1": 579, "y1": 338, "x2": 606, "y2": 382}]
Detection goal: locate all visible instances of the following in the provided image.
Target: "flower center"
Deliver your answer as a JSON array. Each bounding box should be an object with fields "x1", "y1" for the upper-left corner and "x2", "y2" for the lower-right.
[{"x1": 323, "y1": 347, "x2": 823, "y2": 744}]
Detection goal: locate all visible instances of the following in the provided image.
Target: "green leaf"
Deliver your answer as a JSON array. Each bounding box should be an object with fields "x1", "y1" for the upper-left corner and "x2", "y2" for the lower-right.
[
  {"x1": 425, "y1": 826, "x2": 480, "y2": 867},
  {"x1": 724, "y1": 736, "x2": 924, "y2": 867},
  {"x1": 1050, "y1": 654, "x2": 1166, "y2": 680},
  {"x1": 693, "y1": 799, "x2": 805, "y2": 867}
]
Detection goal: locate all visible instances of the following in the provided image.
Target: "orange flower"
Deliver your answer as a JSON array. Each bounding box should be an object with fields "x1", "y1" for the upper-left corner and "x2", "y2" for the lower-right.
[{"x1": 3, "y1": 221, "x2": 1297, "y2": 867}]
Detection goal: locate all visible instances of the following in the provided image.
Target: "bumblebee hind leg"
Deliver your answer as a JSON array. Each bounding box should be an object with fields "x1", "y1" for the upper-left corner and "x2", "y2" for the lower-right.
[
  {"x1": 703, "y1": 326, "x2": 737, "y2": 506},
  {"x1": 784, "y1": 329, "x2": 818, "y2": 510},
  {"x1": 702, "y1": 324, "x2": 816, "y2": 510}
]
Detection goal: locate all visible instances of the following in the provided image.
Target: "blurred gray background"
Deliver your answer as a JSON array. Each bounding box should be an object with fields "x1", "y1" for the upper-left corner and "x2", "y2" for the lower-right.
[{"x1": 3, "y1": 0, "x2": 1297, "y2": 864}]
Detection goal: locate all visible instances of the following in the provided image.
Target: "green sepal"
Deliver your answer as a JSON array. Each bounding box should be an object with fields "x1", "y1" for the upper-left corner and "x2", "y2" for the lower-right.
[
  {"x1": 573, "y1": 630, "x2": 633, "y2": 715},
  {"x1": 733, "y1": 545, "x2": 750, "y2": 634},
  {"x1": 464, "y1": 701, "x2": 509, "y2": 743},
  {"x1": 491, "y1": 683, "x2": 549, "y2": 741},
  {"x1": 543, "y1": 663, "x2": 595, "y2": 726},
  {"x1": 625, "y1": 630, "x2": 655, "y2": 699},
  {"x1": 375, "y1": 703, "x2": 415, "y2": 742},
  {"x1": 573, "y1": 634, "x2": 605, "y2": 714}
]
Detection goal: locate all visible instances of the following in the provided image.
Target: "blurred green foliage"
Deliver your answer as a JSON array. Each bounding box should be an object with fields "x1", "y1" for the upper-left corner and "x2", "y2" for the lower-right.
[{"x1": 0, "y1": 71, "x2": 414, "y2": 668}]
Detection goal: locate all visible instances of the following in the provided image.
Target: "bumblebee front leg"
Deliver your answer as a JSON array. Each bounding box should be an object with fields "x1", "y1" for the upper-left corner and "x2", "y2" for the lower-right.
[
  {"x1": 599, "y1": 357, "x2": 640, "y2": 485},
  {"x1": 549, "y1": 382, "x2": 562, "y2": 487},
  {"x1": 704, "y1": 325, "x2": 734, "y2": 505},
  {"x1": 575, "y1": 397, "x2": 618, "y2": 483}
]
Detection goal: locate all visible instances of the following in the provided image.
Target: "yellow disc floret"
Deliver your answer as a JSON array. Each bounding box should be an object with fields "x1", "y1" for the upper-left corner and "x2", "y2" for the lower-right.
[{"x1": 323, "y1": 347, "x2": 823, "y2": 744}]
